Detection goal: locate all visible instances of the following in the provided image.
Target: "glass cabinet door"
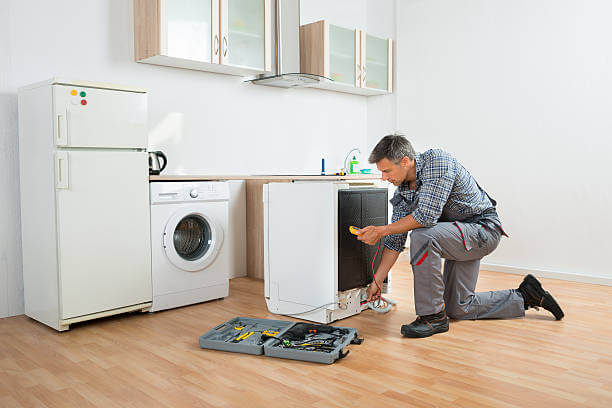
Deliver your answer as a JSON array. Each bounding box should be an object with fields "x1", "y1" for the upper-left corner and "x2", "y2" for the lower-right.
[
  {"x1": 165, "y1": 0, "x2": 213, "y2": 62},
  {"x1": 364, "y1": 34, "x2": 389, "y2": 90},
  {"x1": 223, "y1": 0, "x2": 266, "y2": 70},
  {"x1": 328, "y1": 24, "x2": 357, "y2": 86}
]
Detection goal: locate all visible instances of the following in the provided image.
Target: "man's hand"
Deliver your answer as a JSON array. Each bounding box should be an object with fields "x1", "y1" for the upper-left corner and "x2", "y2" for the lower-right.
[
  {"x1": 366, "y1": 280, "x2": 382, "y2": 302},
  {"x1": 356, "y1": 225, "x2": 386, "y2": 246},
  {"x1": 363, "y1": 248, "x2": 400, "y2": 303}
]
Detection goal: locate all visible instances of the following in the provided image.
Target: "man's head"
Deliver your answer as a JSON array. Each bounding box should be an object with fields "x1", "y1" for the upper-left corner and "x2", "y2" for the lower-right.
[{"x1": 368, "y1": 133, "x2": 416, "y2": 186}]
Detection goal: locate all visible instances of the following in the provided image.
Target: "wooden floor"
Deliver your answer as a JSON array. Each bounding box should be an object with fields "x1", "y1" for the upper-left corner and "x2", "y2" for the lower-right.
[{"x1": 1, "y1": 260, "x2": 612, "y2": 408}]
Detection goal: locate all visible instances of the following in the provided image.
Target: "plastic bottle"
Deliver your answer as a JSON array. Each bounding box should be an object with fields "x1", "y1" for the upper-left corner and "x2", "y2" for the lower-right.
[{"x1": 349, "y1": 155, "x2": 359, "y2": 174}]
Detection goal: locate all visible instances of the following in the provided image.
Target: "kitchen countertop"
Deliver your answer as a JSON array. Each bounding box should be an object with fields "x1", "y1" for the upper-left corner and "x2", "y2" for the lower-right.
[{"x1": 149, "y1": 174, "x2": 381, "y2": 181}]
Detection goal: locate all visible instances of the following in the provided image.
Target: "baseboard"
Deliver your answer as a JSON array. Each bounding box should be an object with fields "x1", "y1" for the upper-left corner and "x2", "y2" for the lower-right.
[{"x1": 481, "y1": 263, "x2": 612, "y2": 286}]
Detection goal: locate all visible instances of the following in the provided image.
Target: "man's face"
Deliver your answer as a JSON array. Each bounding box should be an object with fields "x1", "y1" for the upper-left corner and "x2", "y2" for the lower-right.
[{"x1": 376, "y1": 157, "x2": 411, "y2": 186}]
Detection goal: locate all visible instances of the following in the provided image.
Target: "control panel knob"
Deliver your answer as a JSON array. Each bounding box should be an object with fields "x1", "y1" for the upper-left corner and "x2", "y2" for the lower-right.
[{"x1": 189, "y1": 189, "x2": 198, "y2": 198}]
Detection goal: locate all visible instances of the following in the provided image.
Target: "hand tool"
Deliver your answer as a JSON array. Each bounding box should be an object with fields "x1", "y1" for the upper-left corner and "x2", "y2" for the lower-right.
[{"x1": 233, "y1": 331, "x2": 255, "y2": 342}]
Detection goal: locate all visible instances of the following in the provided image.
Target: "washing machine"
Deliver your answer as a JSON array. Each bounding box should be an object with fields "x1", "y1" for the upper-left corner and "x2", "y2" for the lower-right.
[{"x1": 150, "y1": 181, "x2": 229, "y2": 312}]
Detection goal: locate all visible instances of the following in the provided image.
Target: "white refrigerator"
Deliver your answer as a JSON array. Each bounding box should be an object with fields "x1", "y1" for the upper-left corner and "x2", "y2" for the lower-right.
[{"x1": 18, "y1": 79, "x2": 152, "y2": 331}]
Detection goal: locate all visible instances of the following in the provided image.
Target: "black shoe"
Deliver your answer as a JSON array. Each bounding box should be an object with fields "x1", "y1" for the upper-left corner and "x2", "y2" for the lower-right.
[
  {"x1": 518, "y1": 274, "x2": 564, "y2": 320},
  {"x1": 401, "y1": 312, "x2": 449, "y2": 338}
]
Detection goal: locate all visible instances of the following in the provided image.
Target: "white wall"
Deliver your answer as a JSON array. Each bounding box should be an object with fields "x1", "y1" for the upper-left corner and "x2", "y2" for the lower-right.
[
  {"x1": 397, "y1": 0, "x2": 612, "y2": 283},
  {"x1": 366, "y1": 0, "x2": 397, "y2": 158},
  {"x1": 302, "y1": 0, "x2": 398, "y2": 165},
  {"x1": 301, "y1": 0, "x2": 367, "y2": 30},
  {"x1": 0, "y1": 0, "x2": 381, "y2": 317},
  {"x1": 1, "y1": 2, "x2": 24, "y2": 317}
]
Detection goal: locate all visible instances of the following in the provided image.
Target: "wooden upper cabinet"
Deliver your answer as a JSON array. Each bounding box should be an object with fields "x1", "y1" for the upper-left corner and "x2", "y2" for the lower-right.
[
  {"x1": 300, "y1": 20, "x2": 393, "y2": 96},
  {"x1": 134, "y1": 0, "x2": 272, "y2": 76},
  {"x1": 362, "y1": 32, "x2": 393, "y2": 92}
]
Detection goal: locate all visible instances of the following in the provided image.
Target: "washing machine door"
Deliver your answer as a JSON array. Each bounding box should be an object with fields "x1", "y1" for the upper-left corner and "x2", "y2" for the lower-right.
[{"x1": 163, "y1": 208, "x2": 224, "y2": 272}]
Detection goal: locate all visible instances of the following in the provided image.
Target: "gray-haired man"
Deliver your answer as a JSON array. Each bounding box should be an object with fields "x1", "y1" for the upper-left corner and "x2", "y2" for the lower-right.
[{"x1": 357, "y1": 134, "x2": 564, "y2": 338}]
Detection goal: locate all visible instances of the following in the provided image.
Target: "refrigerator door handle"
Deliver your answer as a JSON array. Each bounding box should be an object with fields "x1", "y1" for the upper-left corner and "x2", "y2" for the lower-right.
[
  {"x1": 56, "y1": 112, "x2": 68, "y2": 146},
  {"x1": 55, "y1": 151, "x2": 69, "y2": 189}
]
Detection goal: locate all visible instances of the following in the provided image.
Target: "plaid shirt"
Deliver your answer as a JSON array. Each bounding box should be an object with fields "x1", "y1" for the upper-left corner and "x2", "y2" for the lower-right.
[{"x1": 384, "y1": 149, "x2": 498, "y2": 252}]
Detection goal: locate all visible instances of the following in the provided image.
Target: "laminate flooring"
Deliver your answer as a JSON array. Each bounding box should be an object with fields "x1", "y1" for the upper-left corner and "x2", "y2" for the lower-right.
[{"x1": 1, "y1": 260, "x2": 611, "y2": 407}]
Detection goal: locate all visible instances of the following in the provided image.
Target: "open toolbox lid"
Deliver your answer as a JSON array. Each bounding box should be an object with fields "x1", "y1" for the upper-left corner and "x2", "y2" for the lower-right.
[{"x1": 199, "y1": 317, "x2": 363, "y2": 364}]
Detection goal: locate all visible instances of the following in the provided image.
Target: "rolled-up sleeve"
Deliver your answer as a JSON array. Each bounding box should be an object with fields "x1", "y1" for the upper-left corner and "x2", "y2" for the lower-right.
[
  {"x1": 384, "y1": 205, "x2": 408, "y2": 252},
  {"x1": 411, "y1": 154, "x2": 456, "y2": 227}
]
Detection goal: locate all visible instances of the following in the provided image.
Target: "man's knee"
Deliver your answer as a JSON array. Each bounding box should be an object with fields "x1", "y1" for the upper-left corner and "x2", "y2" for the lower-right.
[
  {"x1": 445, "y1": 298, "x2": 475, "y2": 320},
  {"x1": 410, "y1": 228, "x2": 437, "y2": 252},
  {"x1": 446, "y1": 308, "x2": 465, "y2": 320},
  {"x1": 409, "y1": 229, "x2": 433, "y2": 265},
  {"x1": 410, "y1": 225, "x2": 448, "y2": 251}
]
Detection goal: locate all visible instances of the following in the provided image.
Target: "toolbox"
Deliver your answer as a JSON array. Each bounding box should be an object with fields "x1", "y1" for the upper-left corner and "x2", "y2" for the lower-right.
[{"x1": 198, "y1": 317, "x2": 363, "y2": 364}]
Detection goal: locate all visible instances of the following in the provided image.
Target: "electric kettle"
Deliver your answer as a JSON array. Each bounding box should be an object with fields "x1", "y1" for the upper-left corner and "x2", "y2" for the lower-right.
[{"x1": 148, "y1": 151, "x2": 167, "y2": 175}]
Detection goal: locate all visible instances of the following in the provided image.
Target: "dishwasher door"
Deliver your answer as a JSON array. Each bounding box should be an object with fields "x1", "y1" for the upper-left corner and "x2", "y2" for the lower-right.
[{"x1": 337, "y1": 187, "x2": 388, "y2": 291}]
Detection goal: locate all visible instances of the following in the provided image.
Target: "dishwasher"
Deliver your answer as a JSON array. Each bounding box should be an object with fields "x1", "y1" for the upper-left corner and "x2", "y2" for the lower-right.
[{"x1": 263, "y1": 181, "x2": 390, "y2": 323}]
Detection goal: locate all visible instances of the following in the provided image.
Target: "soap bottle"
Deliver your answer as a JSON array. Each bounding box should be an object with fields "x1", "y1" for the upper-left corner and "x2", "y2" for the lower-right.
[{"x1": 350, "y1": 155, "x2": 359, "y2": 174}]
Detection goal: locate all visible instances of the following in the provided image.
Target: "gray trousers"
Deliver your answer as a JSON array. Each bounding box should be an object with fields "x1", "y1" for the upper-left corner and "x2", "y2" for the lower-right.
[{"x1": 409, "y1": 222, "x2": 525, "y2": 319}]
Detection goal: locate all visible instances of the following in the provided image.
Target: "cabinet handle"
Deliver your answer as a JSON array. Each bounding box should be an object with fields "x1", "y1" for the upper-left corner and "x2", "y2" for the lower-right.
[
  {"x1": 356, "y1": 64, "x2": 361, "y2": 81},
  {"x1": 214, "y1": 34, "x2": 219, "y2": 56},
  {"x1": 222, "y1": 36, "x2": 228, "y2": 57}
]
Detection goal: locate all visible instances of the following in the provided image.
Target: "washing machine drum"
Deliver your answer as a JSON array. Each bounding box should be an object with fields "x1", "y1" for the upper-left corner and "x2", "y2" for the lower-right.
[{"x1": 164, "y1": 211, "x2": 224, "y2": 272}]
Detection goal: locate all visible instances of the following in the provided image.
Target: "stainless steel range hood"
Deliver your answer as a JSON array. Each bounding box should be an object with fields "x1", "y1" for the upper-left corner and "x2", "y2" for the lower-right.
[{"x1": 248, "y1": 0, "x2": 331, "y2": 88}]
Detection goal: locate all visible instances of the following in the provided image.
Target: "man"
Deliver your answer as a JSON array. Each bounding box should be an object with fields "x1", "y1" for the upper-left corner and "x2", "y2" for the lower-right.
[{"x1": 357, "y1": 134, "x2": 564, "y2": 338}]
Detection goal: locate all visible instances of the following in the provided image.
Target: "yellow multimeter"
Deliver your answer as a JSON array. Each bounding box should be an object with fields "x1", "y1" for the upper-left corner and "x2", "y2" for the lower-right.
[{"x1": 349, "y1": 226, "x2": 360, "y2": 235}]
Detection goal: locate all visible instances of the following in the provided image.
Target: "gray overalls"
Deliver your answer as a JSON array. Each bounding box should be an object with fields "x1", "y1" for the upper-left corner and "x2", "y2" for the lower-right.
[{"x1": 408, "y1": 198, "x2": 525, "y2": 319}]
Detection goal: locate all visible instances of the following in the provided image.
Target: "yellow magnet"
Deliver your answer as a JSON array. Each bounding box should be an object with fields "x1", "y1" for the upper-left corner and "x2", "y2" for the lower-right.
[{"x1": 349, "y1": 226, "x2": 360, "y2": 235}]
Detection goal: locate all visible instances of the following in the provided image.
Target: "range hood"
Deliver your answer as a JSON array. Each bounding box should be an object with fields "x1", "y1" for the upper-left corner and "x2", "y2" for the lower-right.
[{"x1": 248, "y1": 0, "x2": 331, "y2": 88}]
